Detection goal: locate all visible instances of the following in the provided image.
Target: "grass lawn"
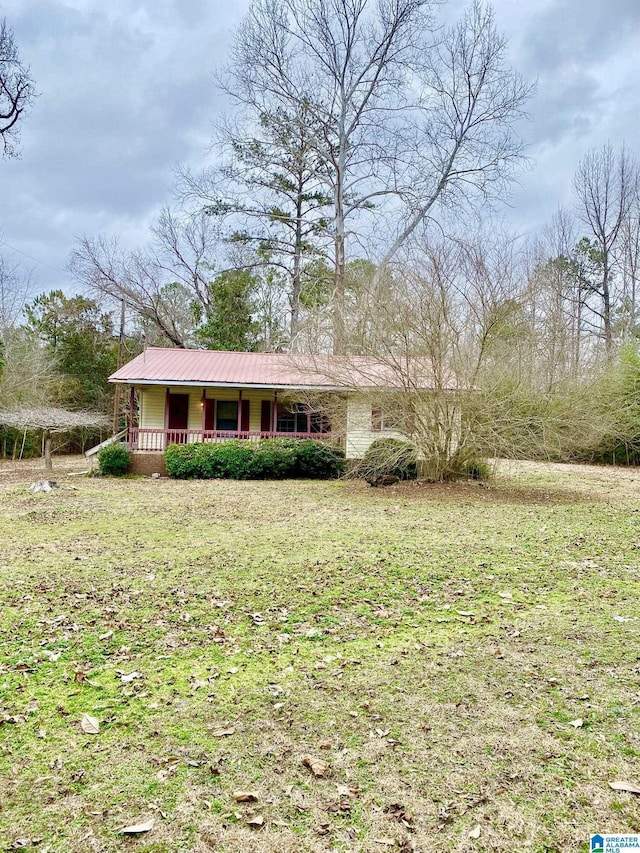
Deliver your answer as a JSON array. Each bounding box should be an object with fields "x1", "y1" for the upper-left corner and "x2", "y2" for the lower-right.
[{"x1": 0, "y1": 457, "x2": 639, "y2": 852}]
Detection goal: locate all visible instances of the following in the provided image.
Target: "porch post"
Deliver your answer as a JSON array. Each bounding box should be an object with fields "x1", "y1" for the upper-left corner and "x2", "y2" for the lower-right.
[
  {"x1": 129, "y1": 387, "x2": 135, "y2": 448},
  {"x1": 237, "y1": 388, "x2": 243, "y2": 435},
  {"x1": 306, "y1": 406, "x2": 311, "y2": 436},
  {"x1": 272, "y1": 391, "x2": 278, "y2": 435},
  {"x1": 201, "y1": 388, "x2": 206, "y2": 439},
  {"x1": 164, "y1": 387, "x2": 170, "y2": 450}
]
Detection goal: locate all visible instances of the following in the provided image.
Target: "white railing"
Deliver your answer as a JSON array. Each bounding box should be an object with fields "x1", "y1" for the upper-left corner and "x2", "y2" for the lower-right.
[{"x1": 128, "y1": 428, "x2": 339, "y2": 452}]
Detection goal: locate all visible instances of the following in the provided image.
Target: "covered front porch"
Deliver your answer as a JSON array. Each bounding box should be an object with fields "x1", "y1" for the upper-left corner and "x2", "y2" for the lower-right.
[{"x1": 126, "y1": 385, "x2": 337, "y2": 452}]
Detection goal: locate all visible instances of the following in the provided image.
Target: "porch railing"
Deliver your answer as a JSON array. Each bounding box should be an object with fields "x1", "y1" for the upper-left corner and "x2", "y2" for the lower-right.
[{"x1": 128, "y1": 428, "x2": 339, "y2": 452}]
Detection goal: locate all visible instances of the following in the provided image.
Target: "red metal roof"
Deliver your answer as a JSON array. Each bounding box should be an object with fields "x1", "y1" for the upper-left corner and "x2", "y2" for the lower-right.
[{"x1": 109, "y1": 348, "x2": 453, "y2": 390}]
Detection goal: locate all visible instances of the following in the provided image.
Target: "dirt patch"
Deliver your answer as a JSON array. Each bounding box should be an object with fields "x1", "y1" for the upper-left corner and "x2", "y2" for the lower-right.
[
  {"x1": 0, "y1": 454, "x2": 95, "y2": 485},
  {"x1": 346, "y1": 466, "x2": 610, "y2": 506}
]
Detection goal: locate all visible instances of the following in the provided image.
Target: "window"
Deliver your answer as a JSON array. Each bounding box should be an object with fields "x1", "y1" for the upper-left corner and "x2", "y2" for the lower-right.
[
  {"x1": 372, "y1": 407, "x2": 403, "y2": 432},
  {"x1": 277, "y1": 404, "x2": 309, "y2": 433},
  {"x1": 216, "y1": 400, "x2": 238, "y2": 431}
]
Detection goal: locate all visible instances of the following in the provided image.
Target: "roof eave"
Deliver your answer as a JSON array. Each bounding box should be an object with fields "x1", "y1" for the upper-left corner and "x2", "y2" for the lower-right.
[{"x1": 108, "y1": 377, "x2": 349, "y2": 391}]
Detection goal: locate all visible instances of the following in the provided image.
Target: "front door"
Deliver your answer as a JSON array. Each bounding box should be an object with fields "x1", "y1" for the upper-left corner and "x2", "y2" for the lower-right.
[{"x1": 167, "y1": 393, "x2": 189, "y2": 444}]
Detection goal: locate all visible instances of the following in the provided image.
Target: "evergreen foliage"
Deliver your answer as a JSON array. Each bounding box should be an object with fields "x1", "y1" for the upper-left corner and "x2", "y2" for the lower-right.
[
  {"x1": 193, "y1": 270, "x2": 260, "y2": 351},
  {"x1": 97, "y1": 443, "x2": 132, "y2": 476},
  {"x1": 165, "y1": 439, "x2": 345, "y2": 480}
]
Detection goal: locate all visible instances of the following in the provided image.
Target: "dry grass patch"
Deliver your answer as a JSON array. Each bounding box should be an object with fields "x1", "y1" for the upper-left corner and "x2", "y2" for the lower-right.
[{"x1": 0, "y1": 457, "x2": 639, "y2": 851}]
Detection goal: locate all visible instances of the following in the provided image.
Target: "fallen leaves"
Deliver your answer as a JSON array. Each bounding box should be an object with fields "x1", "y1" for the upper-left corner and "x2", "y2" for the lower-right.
[
  {"x1": 41, "y1": 649, "x2": 61, "y2": 662},
  {"x1": 211, "y1": 726, "x2": 236, "y2": 737},
  {"x1": 302, "y1": 755, "x2": 330, "y2": 777},
  {"x1": 568, "y1": 718, "x2": 584, "y2": 728},
  {"x1": 120, "y1": 670, "x2": 142, "y2": 684},
  {"x1": 230, "y1": 790, "x2": 263, "y2": 828},
  {"x1": 468, "y1": 824, "x2": 481, "y2": 839},
  {"x1": 609, "y1": 780, "x2": 640, "y2": 794},
  {"x1": 79, "y1": 713, "x2": 100, "y2": 734},
  {"x1": 233, "y1": 791, "x2": 259, "y2": 802},
  {"x1": 120, "y1": 817, "x2": 155, "y2": 834},
  {"x1": 336, "y1": 784, "x2": 359, "y2": 798},
  {"x1": 384, "y1": 803, "x2": 413, "y2": 830}
]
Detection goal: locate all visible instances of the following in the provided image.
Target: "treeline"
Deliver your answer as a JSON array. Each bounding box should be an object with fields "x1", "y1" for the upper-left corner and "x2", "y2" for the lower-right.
[
  {"x1": 2, "y1": 0, "x2": 640, "y2": 468},
  {"x1": 0, "y1": 288, "x2": 139, "y2": 457}
]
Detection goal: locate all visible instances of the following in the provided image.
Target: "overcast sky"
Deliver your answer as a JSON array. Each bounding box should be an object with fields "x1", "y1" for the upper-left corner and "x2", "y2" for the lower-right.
[{"x1": 1, "y1": 0, "x2": 639, "y2": 295}]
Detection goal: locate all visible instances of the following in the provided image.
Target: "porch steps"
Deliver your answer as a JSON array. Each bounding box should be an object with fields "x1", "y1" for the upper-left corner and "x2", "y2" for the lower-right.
[{"x1": 84, "y1": 428, "x2": 128, "y2": 458}]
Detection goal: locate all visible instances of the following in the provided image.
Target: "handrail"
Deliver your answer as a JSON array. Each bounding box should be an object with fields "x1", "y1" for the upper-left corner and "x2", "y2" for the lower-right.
[{"x1": 85, "y1": 428, "x2": 128, "y2": 457}]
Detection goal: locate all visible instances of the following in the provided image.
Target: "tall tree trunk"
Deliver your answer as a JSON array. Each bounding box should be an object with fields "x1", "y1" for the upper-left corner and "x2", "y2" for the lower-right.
[
  {"x1": 113, "y1": 298, "x2": 126, "y2": 433},
  {"x1": 602, "y1": 248, "x2": 613, "y2": 356},
  {"x1": 333, "y1": 227, "x2": 346, "y2": 355},
  {"x1": 43, "y1": 429, "x2": 52, "y2": 471},
  {"x1": 333, "y1": 131, "x2": 347, "y2": 356},
  {"x1": 290, "y1": 174, "x2": 305, "y2": 344},
  {"x1": 603, "y1": 278, "x2": 612, "y2": 355}
]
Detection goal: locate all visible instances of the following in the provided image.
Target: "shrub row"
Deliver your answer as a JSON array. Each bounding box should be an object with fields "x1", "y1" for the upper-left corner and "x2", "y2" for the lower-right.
[{"x1": 165, "y1": 438, "x2": 345, "y2": 480}]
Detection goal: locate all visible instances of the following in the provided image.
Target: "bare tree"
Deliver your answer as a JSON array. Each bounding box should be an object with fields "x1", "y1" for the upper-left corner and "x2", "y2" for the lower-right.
[
  {"x1": 617, "y1": 175, "x2": 640, "y2": 338},
  {"x1": 0, "y1": 249, "x2": 35, "y2": 333},
  {"x1": 0, "y1": 327, "x2": 56, "y2": 406},
  {"x1": 524, "y1": 208, "x2": 591, "y2": 382},
  {"x1": 225, "y1": 0, "x2": 531, "y2": 353},
  {"x1": 0, "y1": 18, "x2": 36, "y2": 158},
  {"x1": 0, "y1": 407, "x2": 108, "y2": 470},
  {"x1": 321, "y1": 234, "x2": 616, "y2": 478},
  {"x1": 573, "y1": 143, "x2": 636, "y2": 355},
  {"x1": 70, "y1": 210, "x2": 225, "y2": 348},
  {"x1": 374, "y1": 3, "x2": 531, "y2": 279}
]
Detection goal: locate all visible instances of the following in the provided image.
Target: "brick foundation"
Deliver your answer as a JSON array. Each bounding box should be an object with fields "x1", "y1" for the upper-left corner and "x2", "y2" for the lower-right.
[{"x1": 129, "y1": 452, "x2": 167, "y2": 477}]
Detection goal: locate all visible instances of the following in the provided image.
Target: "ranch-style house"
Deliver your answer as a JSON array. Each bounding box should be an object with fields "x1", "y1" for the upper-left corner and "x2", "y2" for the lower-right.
[{"x1": 108, "y1": 347, "x2": 453, "y2": 468}]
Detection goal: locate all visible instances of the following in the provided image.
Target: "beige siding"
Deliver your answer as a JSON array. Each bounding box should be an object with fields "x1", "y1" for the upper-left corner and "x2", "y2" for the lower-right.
[
  {"x1": 139, "y1": 386, "x2": 205, "y2": 431},
  {"x1": 137, "y1": 386, "x2": 280, "y2": 439},
  {"x1": 136, "y1": 385, "x2": 368, "y2": 454},
  {"x1": 139, "y1": 386, "x2": 165, "y2": 430},
  {"x1": 189, "y1": 391, "x2": 202, "y2": 430},
  {"x1": 202, "y1": 387, "x2": 273, "y2": 432},
  {"x1": 345, "y1": 396, "x2": 406, "y2": 459}
]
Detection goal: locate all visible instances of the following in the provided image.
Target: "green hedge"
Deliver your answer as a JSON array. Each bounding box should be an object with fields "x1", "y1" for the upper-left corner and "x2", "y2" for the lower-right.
[
  {"x1": 98, "y1": 443, "x2": 131, "y2": 476},
  {"x1": 165, "y1": 438, "x2": 345, "y2": 480}
]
